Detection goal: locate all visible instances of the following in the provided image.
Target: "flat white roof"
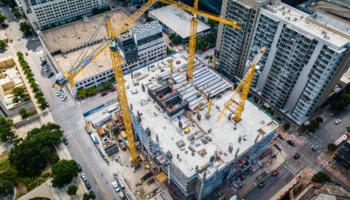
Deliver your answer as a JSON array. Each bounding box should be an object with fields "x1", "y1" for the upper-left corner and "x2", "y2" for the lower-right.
[
  {"x1": 124, "y1": 52, "x2": 278, "y2": 178},
  {"x1": 263, "y1": 3, "x2": 349, "y2": 49},
  {"x1": 149, "y1": 5, "x2": 211, "y2": 39}
]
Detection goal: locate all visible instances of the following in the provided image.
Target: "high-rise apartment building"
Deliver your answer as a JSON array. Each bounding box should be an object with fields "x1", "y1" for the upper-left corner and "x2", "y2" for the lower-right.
[
  {"x1": 215, "y1": 0, "x2": 271, "y2": 79},
  {"x1": 217, "y1": 0, "x2": 350, "y2": 125},
  {"x1": 19, "y1": 0, "x2": 108, "y2": 30}
]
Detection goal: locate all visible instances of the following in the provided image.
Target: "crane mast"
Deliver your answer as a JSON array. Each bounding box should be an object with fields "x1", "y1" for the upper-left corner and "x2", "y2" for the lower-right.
[
  {"x1": 217, "y1": 47, "x2": 266, "y2": 123},
  {"x1": 187, "y1": 0, "x2": 199, "y2": 81}
]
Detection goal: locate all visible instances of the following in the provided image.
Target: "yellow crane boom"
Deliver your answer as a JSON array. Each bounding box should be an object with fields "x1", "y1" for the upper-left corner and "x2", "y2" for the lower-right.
[
  {"x1": 217, "y1": 47, "x2": 266, "y2": 122},
  {"x1": 66, "y1": 0, "x2": 157, "y2": 87}
]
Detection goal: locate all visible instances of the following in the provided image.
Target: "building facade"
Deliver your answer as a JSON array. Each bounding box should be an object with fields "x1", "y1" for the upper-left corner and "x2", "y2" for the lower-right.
[
  {"x1": 73, "y1": 21, "x2": 166, "y2": 94},
  {"x1": 215, "y1": 0, "x2": 271, "y2": 79},
  {"x1": 19, "y1": 0, "x2": 108, "y2": 30},
  {"x1": 216, "y1": 0, "x2": 350, "y2": 125}
]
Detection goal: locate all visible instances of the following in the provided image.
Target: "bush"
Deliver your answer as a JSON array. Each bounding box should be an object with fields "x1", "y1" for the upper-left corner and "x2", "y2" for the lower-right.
[
  {"x1": 0, "y1": 39, "x2": 7, "y2": 49},
  {"x1": 51, "y1": 160, "x2": 79, "y2": 187},
  {"x1": 327, "y1": 143, "x2": 337, "y2": 152},
  {"x1": 312, "y1": 172, "x2": 331, "y2": 183},
  {"x1": 67, "y1": 184, "x2": 78, "y2": 195},
  {"x1": 18, "y1": 108, "x2": 28, "y2": 119},
  {"x1": 0, "y1": 178, "x2": 14, "y2": 197}
]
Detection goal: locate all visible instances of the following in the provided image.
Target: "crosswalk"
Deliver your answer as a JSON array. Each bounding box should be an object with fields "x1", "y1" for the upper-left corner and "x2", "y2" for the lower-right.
[
  {"x1": 63, "y1": 126, "x2": 84, "y2": 138},
  {"x1": 283, "y1": 161, "x2": 304, "y2": 176},
  {"x1": 51, "y1": 98, "x2": 77, "y2": 114}
]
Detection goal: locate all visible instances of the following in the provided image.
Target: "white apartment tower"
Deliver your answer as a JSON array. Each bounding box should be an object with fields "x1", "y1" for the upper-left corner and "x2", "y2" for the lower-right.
[
  {"x1": 19, "y1": 0, "x2": 108, "y2": 30},
  {"x1": 217, "y1": 0, "x2": 350, "y2": 125}
]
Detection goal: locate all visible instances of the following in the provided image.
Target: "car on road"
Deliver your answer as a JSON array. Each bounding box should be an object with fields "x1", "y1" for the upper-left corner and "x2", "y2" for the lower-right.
[
  {"x1": 334, "y1": 119, "x2": 342, "y2": 125},
  {"x1": 272, "y1": 170, "x2": 279, "y2": 176},
  {"x1": 257, "y1": 182, "x2": 264, "y2": 188},
  {"x1": 311, "y1": 145, "x2": 318, "y2": 152},
  {"x1": 101, "y1": 92, "x2": 108, "y2": 97},
  {"x1": 63, "y1": 137, "x2": 68, "y2": 145},
  {"x1": 286, "y1": 140, "x2": 295, "y2": 147},
  {"x1": 111, "y1": 181, "x2": 121, "y2": 192},
  {"x1": 80, "y1": 172, "x2": 87, "y2": 181},
  {"x1": 293, "y1": 153, "x2": 301, "y2": 159}
]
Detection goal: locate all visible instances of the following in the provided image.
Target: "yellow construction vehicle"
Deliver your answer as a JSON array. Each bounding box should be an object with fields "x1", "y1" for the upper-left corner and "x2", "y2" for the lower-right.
[{"x1": 217, "y1": 47, "x2": 266, "y2": 123}]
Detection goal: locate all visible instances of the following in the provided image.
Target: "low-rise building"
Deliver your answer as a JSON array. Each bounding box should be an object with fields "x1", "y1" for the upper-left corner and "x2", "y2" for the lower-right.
[
  {"x1": 0, "y1": 57, "x2": 34, "y2": 117},
  {"x1": 148, "y1": 5, "x2": 211, "y2": 42}
]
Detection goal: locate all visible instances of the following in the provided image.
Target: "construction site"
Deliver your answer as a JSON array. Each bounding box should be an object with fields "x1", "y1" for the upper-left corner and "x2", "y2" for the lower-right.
[
  {"x1": 35, "y1": 1, "x2": 279, "y2": 199},
  {"x1": 80, "y1": 50, "x2": 278, "y2": 199}
]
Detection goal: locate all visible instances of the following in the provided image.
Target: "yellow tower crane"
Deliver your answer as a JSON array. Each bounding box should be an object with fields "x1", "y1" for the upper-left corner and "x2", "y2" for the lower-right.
[{"x1": 217, "y1": 47, "x2": 266, "y2": 123}]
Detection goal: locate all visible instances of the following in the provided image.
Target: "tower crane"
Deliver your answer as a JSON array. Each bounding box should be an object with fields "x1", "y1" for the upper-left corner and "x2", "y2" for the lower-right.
[
  {"x1": 217, "y1": 47, "x2": 266, "y2": 123},
  {"x1": 53, "y1": 0, "x2": 239, "y2": 164}
]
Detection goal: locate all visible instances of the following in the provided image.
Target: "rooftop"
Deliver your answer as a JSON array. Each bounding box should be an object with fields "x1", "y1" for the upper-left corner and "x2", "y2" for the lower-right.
[
  {"x1": 40, "y1": 9, "x2": 133, "y2": 53},
  {"x1": 0, "y1": 57, "x2": 27, "y2": 109},
  {"x1": 149, "y1": 5, "x2": 211, "y2": 39},
  {"x1": 53, "y1": 42, "x2": 125, "y2": 83},
  {"x1": 263, "y1": 3, "x2": 350, "y2": 49},
  {"x1": 124, "y1": 52, "x2": 278, "y2": 177}
]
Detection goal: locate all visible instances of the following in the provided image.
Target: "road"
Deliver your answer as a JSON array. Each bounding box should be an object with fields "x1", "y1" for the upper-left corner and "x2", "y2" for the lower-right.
[
  {"x1": 0, "y1": 6, "x2": 119, "y2": 199},
  {"x1": 244, "y1": 165, "x2": 294, "y2": 200},
  {"x1": 243, "y1": 105, "x2": 350, "y2": 200}
]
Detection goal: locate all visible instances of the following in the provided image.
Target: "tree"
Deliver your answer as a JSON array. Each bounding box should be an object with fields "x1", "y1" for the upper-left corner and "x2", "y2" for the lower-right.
[
  {"x1": 169, "y1": 33, "x2": 181, "y2": 45},
  {"x1": 283, "y1": 123, "x2": 291, "y2": 131},
  {"x1": 327, "y1": 143, "x2": 337, "y2": 152},
  {"x1": 0, "y1": 12, "x2": 6, "y2": 24},
  {"x1": 331, "y1": 92, "x2": 350, "y2": 112},
  {"x1": 11, "y1": 7, "x2": 21, "y2": 18},
  {"x1": 19, "y1": 22, "x2": 31, "y2": 36},
  {"x1": 83, "y1": 191, "x2": 96, "y2": 200},
  {"x1": 9, "y1": 123, "x2": 63, "y2": 176},
  {"x1": 67, "y1": 184, "x2": 78, "y2": 195},
  {"x1": 312, "y1": 172, "x2": 331, "y2": 183},
  {"x1": 18, "y1": 108, "x2": 28, "y2": 119},
  {"x1": 346, "y1": 126, "x2": 350, "y2": 133},
  {"x1": 0, "y1": 179, "x2": 14, "y2": 197},
  {"x1": 51, "y1": 160, "x2": 79, "y2": 187},
  {"x1": 0, "y1": 40, "x2": 6, "y2": 49},
  {"x1": 0, "y1": 116, "x2": 14, "y2": 143}
]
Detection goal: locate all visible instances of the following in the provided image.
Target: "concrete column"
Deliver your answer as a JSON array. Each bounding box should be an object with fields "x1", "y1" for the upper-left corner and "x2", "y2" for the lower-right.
[{"x1": 284, "y1": 41, "x2": 324, "y2": 112}]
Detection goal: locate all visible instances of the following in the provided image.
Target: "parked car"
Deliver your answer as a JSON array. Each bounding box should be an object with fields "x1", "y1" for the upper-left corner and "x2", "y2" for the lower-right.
[
  {"x1": 293, "y1": 153, "x2": 301, "y2": 160},
  {"x1": 257, "y1": 182, "x2": 264, "y2": 188},
  {"x1": 77, "y1": 164, "x2": 82, "y2": 172},
  {"x1": 63, "y1": 137, "x2": 68, "y2": 145},
  {"x1": 117, "y1": 191, "x2": 126, "y2": 200},
  {"x1": 85, "y1": 181, "x2": 91, "y2": 190},
  {"x1": 311, "y1": 145, "x2": 318, "y2": 152},
  {"x1": 111, "y1": 181, "x2": 120, "y2": 192},
  {"x1": 286, "y1": 140, "x2": 295, "y2": 147},
  {"x1": 80, "y1": 172, "x2": 87, "y2": 181},
  {"x1": 334, "y1": 119, "x2": 342, "y2": 125}
]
